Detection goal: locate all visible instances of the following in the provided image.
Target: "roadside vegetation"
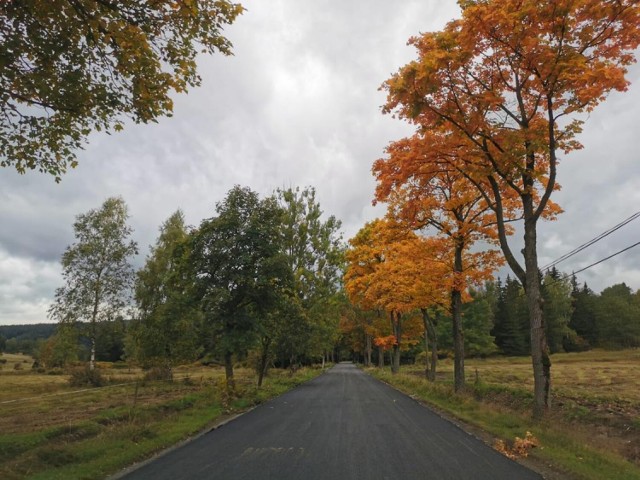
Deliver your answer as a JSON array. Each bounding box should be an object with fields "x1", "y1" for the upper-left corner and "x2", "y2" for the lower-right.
[
  {"x1": 0, "y1": 354, "x2": 324, "y2": 480},
  {"x1": 368, "y1": 349, "x2": 640, "y2": 480}
]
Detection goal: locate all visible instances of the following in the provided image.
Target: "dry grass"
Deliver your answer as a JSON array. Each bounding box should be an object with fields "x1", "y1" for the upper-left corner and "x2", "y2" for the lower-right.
[
  {"x1": 465, "y1": 349, "x2": 640, "y2": 404},
  {"x1": 0, "y1": 362, "x2": 234, "y2": 435},
  {"x1": 0, "y1": 358, "x2": 324, "y2": 479},
  {"x1": 399, "y1": 349, "x2": 640, "y2": 478},
  {"x1": 0, "y1": 353, "x2": 34, "y2": 374}
]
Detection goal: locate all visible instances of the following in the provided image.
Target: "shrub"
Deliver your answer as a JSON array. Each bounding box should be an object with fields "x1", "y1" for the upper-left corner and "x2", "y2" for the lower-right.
[{"x1": 69, "y1": 366, "x2": 105, "y2": 387}]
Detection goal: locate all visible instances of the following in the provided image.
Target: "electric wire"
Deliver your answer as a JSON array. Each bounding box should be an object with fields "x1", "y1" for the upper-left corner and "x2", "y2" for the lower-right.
[
  {"x1": 572, "y1": 239, "x2": 640, "y2": 275},
  {"x1": 541, "y1": 209, "x2": 640, "y2": 271}
]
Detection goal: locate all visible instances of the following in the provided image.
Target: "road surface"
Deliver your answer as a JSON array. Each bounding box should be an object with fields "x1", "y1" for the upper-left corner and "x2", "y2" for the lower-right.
[{"x1": 119, "y1": 363, "x2": 542, "y2": 480}]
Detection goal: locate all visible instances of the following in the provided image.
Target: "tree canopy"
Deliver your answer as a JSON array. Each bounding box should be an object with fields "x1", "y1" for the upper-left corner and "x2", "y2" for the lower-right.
[
  {"x1": 381, "y1": 0, "x2": 640, "y2": 417},
  {"x1": 0, "y1": 0, "x2": 243, "y2": 179}
]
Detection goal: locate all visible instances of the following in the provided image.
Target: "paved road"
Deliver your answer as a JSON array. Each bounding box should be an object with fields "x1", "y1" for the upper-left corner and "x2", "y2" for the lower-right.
[{"x1": 120, "y1": 363, "x2": 541, "y2": 480}]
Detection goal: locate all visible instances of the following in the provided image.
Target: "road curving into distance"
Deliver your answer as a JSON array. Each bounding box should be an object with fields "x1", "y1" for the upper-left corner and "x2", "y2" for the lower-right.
[{"x1": 118, "y1": 363, "x2": 542, "y2": 480}]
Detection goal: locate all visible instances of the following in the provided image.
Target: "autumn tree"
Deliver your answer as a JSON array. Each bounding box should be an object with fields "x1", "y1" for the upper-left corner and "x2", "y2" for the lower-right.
[
  {"x1": 49, "y1": 197, "x2": 138, "y2": 370},
  {"x1": 345, "y1": 218, "x2": 448, "y2": 374},
  {"x1": 383, "y1": 0, "x2": 640, "y2": 416},
  {"x1": 375, "y1": 137, "x2": 504, "y2": 391},
  {"x1": 189, "y1": 186, "x2": 290, "y2": 389},
  {"x1": 130, "y1": 210, "x2": 202, "y2": 377},
  {"x1": 0, "y1": 1, "x2": 243, "y2": 179}
]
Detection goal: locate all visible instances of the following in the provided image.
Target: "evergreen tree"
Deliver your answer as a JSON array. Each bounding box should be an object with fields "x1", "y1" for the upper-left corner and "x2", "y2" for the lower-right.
[
  {"x1": 492, "y1": 276, "x2": 529, "y2": 356},
  {"x1": 541, "y1": 268, "x2": 575, "y2": 353},
  {"x1": 462, "y1": 286, "x2": 498, "y2": 357},
  {"x1": 568, "y1": 279, "x2": 597, "y2": 350}
]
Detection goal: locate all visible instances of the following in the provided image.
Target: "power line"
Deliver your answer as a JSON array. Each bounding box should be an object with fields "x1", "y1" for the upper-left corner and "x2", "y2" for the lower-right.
[
  {"x1": 541, "y1": 209, "x2": 640, "y2": 270},
  {"x1": 573, "y1": 240, "x2": 640, "y2": 275}
]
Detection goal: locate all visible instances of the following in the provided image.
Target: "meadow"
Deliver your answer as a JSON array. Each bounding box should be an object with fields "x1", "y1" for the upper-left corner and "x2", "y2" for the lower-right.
[
  {"x1": 0, "y1": 354, "x2": 323, "y2": 480},
  {"x1": 370, "y1": 349, "x2": 640, "y2": 480}
]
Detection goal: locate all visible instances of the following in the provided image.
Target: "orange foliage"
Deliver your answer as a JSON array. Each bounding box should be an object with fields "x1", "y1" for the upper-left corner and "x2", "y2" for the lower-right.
[
  {"x1": 344, "y1": 218, "x2": 449, "y2": 315},
  {"x1": 383, "y1": 0, "x2": 640, "y2": 235},
  {"x1": 494, "y1": 432, "x2": 539, "y2": 459}
]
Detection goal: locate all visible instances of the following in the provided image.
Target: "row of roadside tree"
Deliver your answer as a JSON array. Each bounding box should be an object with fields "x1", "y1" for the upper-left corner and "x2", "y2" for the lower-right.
[{"x1": 44, "y1": 186, "x2": 345, "y2": 388}]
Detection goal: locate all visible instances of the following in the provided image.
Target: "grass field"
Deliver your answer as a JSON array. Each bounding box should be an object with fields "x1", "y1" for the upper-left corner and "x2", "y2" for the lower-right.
[
  {"x1": 0, "y1": 355, "x2": 325, "y2": 480},
  {"x1": 369, "y1": 349, "x2": 640, "y2": 480}
]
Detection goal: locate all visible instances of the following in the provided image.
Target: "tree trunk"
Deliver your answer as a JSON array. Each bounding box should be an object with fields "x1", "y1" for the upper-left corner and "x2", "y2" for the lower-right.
[
  {"x1": 365, "y1": 334, "x2": 372, "y2": 367},
  {"x1": 422, "y1": 309, "x2": 437, "y2": 382},
  {"x1": 523, "y1": 214, "x2": 551, "y2": 418},
  {"x1": 224, "y1": 351, "x2": 235, "y2": 391},
  {"x1": 452, "y1": 241, "x2": 465, "y2": 392},
  {"x1": 378, "y1": 346, "x2": 384, "y2": 368},
  {"x1": 89, "y1": 336, "x2": 96, "y2": 371},
  {"x1": 391, "y1": 311, "x2": 402, "y2": 374},
  {"x1": 257, "y1": 337, "x2": 271, "y2": 388}
]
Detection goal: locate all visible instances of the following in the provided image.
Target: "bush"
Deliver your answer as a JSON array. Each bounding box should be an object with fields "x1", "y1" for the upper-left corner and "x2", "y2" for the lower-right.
[
  {"x1": 68, "y1": 366, "x2": 105, "y2": 387},
  {"x1": 0, "y1": 358, "x2": 7, "y2": 364}
]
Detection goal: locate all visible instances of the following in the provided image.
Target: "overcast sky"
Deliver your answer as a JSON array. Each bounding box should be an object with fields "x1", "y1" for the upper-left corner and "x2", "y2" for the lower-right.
[{"x1": 1, "y1": 1, "x2": 639, "y2": 325}]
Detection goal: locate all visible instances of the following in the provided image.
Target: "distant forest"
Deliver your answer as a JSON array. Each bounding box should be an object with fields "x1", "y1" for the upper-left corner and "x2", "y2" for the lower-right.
[{"x1": 2, "y1": 268, "x2": 639, "y2": 364}]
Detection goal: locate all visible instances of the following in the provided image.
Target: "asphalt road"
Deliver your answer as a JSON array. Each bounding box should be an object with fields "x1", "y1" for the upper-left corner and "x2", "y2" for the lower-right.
[{"x1": 119, "y1": 363, "x2": 542, "y2": 480}]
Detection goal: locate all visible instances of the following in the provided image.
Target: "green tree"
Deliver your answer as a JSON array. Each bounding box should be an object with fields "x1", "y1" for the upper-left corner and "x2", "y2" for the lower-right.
[
  {"x1": 569, "y1": 280, "x2": 597, "y2": 349},
  {"x1": 35, "y1": 323, "x2": 78, "y2": 370},
  {"x1": 0, "y1": 1, "x2": 243, "y2": 180},
  {"x1": 541, "y1": 269, "x2": 575, "y2": 353},
  {"x1": 595, "y1": 283, "x2": 640, "y2": 348},
  {"x1": 274, "y1": 186, "x2": 345, "y2": 367},
  {"x1": 130, "y1": 210, "x2": 202, "y2": 376},
  {"x1": 48, "y1": 197, "x2": 138, "y2": 370},
  {"x1": 190, "y1": 186, "x2": 290, "y2": 389},
  {"x1": 492, "y1": 277, "x2": 529, "y2": 356},
  {"x1": 462, "y1": 287, "x2": 498, "y2": 357},
  {"x1": 0, "y1": 334, "x2": 5, "y2": 353}
]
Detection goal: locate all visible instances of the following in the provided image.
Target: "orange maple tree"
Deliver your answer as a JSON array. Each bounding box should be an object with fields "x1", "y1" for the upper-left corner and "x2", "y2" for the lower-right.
[
  {"x1": 344, "y1": 218, "x2": 449, "y2": 373},
  {"x1": 374, "y1": 134, "x2": 505, "y2": 390},
  {"x1": 382, "y1": 0, "x2": 640, "y2": 416}
]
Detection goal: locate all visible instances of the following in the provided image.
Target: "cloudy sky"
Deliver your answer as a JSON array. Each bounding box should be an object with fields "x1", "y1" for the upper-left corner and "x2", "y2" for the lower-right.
[{"x1": 1, "y1": 1, "x2": 640, "y2": 325}]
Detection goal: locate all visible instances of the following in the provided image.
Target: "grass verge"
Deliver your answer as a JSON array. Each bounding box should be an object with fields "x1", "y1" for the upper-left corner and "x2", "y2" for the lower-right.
[
  {"x1": 367, "y1": 367, "x2": 640, "y2": 480},
  {"x1": 0, "y1": 367, "x2": 324, "y2": 480}
]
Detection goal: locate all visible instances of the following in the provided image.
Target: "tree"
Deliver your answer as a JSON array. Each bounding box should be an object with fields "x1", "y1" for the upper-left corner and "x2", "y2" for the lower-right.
[
  {"x1": 0, "y1": 1, "x2": 243, "y2": 180},
  {"x1": 48, "y1": 197, "x2": 137, "y2": 370},
  {"x1": 130, "y1": 211, "x2": 202, "y2": 376},
  {"x1": 383, "y1": 0, "x2": 640, "y2": 416},
  {"x1": 0, "y1": 334, "x2": 5, "y2": 353},
  {"x1": 374, "y1": 137, "x2": 505, "y2": 391},
  {"x1": 595, "y1": 283, "x2": 640, "y2": 348},
  {"x1": 461, "y1": 286, "x2": 498, "y2": 357},
  {"x1": 35, "y1": 323, "x2": 78, "y2": 370},
  {"x1": 345, "y1": 218, "x2": 448, "y2": 374},
  {"x1": 274, "y1": 186, "x2": 345, "y2": 367},
  {"x1": 189, "y1": 186, "x2": 290, "y2": 389},
  {"x1": 492, "y1": 276, "x2": 529, "y2": 356},
  {"x1": 569, "y1": 280, "x2": 597, "y2": 349},
  {"x1": 541, "y1": 268, "x2": 574, "y2": 353}
]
